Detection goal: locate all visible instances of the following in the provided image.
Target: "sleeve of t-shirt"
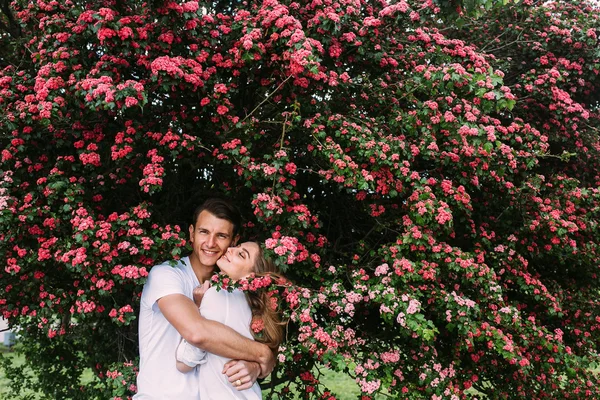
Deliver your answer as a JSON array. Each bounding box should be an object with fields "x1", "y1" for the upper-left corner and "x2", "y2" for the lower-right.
[{"x1": 142, "y1": 263, "x2": 187, "y2": 307}]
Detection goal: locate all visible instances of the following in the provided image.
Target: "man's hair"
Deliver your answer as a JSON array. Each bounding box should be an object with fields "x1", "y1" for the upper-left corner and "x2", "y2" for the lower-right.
[{"x1": 191, "y1": 198, "x2": 242, "y2": 237}]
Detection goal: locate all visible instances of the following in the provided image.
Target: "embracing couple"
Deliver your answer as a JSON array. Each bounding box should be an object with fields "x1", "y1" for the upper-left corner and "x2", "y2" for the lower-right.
[{"x1": 134, "y1": 198, "x2": 283, "y2": 399}]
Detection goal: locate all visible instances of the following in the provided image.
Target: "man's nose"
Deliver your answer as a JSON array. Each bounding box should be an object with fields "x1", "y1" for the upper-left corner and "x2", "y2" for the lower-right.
[{"x1": 206, "y1": 234, "x2": 216, "y2": 247}]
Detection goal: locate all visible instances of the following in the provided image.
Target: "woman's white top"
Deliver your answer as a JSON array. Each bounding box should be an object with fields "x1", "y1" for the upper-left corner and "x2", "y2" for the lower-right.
[{"x1": 196, "y1": 287, "x2": 261, "y2": 400}]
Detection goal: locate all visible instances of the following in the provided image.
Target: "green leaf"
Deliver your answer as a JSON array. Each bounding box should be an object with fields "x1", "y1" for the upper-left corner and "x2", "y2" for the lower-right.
[{"x1": 423, "y1": 328, "x2": 436, "y2": 341}]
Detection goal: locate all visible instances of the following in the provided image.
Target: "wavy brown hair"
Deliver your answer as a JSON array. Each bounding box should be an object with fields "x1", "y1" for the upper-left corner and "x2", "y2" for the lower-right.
[{"x1": 245, "y1": 245, "x2": 287, "y2": 352}]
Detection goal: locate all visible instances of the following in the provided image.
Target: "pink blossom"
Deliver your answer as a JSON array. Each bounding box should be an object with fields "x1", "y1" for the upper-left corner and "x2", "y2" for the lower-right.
[
  {"x1": 406, "y1": 299, "x2": 421, "y2": 315},
  {"x1": 182, "y1": 1, "x2": 199, "y2": 12},
  {"x1": 124, "y1": 97, "x2": 138, "y2": 107}
]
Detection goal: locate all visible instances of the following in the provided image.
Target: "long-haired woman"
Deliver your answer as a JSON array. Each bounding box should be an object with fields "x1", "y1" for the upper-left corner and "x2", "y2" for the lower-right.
[{"x1": 175, "y1": 242, "x2": 286, "y2": 399}]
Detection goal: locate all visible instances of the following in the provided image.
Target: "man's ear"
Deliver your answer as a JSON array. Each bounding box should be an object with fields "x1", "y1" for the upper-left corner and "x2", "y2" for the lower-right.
[
  {"x1": 231, "y1": 234, "x2": 240, "y2": 246},
  {"x1": 188, "y1": 224, "x2": 194, "y2": 242}
]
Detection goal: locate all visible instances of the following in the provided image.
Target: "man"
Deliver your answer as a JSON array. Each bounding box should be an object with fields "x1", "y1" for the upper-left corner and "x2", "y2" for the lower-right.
[{"x1": 135, "y1": 198, "x2": 274, "y2": 399}]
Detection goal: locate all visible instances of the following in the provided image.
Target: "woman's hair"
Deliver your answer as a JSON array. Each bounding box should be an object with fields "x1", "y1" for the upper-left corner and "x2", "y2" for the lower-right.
[{"x1": 245, "y1": 244, "x2": 286, "y2": 352}]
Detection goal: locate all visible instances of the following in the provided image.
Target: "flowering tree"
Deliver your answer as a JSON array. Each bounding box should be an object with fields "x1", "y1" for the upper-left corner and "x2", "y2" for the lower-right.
[{"x1": 1, "y1": 0, "x2": 599, "y2": 399}]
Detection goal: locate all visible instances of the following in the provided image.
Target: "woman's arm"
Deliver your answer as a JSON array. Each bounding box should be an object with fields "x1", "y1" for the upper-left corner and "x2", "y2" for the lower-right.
[
  {"x1": 175, "y1": 338, "x2": 207, "y2": 373},
  {"x1": 176, "y1": 360, "x2": 195, "y2": 373}
]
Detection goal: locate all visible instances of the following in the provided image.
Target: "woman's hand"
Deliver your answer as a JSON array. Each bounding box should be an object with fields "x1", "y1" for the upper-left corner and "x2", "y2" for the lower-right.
[
  {"x1": 192, "y1": 280, "x2": 210, "y2": 308},
  {"x1": 222, "y1": 359, "x2": 261, "y2": 391}
]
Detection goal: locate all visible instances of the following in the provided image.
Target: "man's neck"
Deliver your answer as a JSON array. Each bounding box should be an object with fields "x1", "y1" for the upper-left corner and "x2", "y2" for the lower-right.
[{"x1": 189, "y1": 256, "x2": 214, "y2": 284}]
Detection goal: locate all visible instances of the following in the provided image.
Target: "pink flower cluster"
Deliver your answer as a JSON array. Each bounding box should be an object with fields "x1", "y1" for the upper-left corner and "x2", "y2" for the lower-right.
[
  {"x1": 150, "y1": 56, "x2": 205, "y2": 89},
  {"x1": 111, "y1": 265, "x2": 148, "y2": 280},
  {"x1": 109, "y1": 304, "x2": 134, "y2": 323},
  {"x1": 139, "y1": 149, "x2": 165, "y2": 193},
  {"x1": 265, "y1": 235, "x2": 309, "y2": 265},
  {"x1": 251, "y1": 192, "x2": 284, "y2": 220}
]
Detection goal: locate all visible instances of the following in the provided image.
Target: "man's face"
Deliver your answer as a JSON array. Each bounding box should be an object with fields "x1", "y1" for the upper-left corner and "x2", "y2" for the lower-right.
[{"x1": 188, "y1": 210, "x2": 237, "y2": 269}]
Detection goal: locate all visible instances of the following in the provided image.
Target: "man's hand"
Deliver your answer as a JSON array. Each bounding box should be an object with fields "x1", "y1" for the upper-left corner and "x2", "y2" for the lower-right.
[
  {"x1": 192, "y1": 280, "x2": 210, "y2": 308},
  {"x1": 222, "y1": 360, "x2": 261, "y2": 391},
  {"x1": 257, "y1": 350, "x2": 276, "y2": 379}
]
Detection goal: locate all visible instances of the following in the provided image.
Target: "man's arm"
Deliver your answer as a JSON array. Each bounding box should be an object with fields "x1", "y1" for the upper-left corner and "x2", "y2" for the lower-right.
[{"x1": 157, "y1": 293, "x2": 275, "y2": 376}]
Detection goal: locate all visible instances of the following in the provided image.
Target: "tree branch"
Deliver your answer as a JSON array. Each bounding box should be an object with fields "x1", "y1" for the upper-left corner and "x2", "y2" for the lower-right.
[
  {"x1": 227, "y1": 74, "x2": 293, "y2": 133},
  {"x1": 480, "y1": 29, "x2": 511, "y2": 51},
  {"x1": 0, "y1": 0, "x2": 21, "y2": 38}
]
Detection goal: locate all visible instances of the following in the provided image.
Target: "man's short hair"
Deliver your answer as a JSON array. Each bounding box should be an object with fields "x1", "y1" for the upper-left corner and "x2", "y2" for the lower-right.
[{"x1": 192, "y1": 198, "x2": 242, "y2": 237}]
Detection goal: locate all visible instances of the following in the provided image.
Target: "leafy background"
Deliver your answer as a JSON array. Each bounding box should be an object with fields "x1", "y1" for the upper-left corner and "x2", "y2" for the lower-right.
[{"x1": 1, "y1": 0, "x2": 599, "y2": 398}]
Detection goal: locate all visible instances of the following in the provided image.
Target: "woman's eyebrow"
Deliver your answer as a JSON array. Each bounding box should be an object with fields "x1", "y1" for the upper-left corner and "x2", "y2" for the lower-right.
[{"x1": 241, "y1": 247, "x2": 251, "y2": 258}]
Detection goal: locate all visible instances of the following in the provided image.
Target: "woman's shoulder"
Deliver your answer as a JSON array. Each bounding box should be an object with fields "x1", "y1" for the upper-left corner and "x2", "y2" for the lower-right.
[
  {"x1": 200, "y1": 287, "x2": 250, "y2": 323},
  {"x1": 205, "y1": 286, "x2": 246, "y2": 299},
  {"x1": 201, "y1": 286, "x2": 245, "y2": 303}
]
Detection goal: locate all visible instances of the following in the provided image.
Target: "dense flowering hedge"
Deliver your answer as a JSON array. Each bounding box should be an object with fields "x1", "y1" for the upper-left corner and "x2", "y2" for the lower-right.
[{"x1": 1, "y1": 0, "x2": 599, "y2": 398}]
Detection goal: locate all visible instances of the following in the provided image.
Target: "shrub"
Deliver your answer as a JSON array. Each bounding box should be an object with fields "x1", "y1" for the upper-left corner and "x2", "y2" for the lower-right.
[{"x1": 1, "y1": 0, "x2": 599, "y2": 398}]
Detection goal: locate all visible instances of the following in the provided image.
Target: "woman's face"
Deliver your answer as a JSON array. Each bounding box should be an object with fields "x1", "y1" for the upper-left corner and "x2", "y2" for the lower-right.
[{"x1": 216, "y1": 241, "x2": 259, "y2": 280}]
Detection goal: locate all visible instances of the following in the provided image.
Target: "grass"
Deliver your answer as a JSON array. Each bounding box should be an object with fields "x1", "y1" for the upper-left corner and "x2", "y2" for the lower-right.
[
  {"x1": 319, "y1": 368, "x2": 364, "y2": 398},
  {"x1": 0, "y1": 344, "x2": 39, "y2": 399},
  {"x1": 0, "y1": 344, "x2": 100, "y2": 400}
]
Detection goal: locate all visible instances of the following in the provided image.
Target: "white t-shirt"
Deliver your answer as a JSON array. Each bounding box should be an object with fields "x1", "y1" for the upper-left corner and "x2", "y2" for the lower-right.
[
  {"x1": 197, "y1": 287, "x2": 261, "y2": 400},
  {"x1": 134, "y1": 257, "x2": 201, "y2": 400}
]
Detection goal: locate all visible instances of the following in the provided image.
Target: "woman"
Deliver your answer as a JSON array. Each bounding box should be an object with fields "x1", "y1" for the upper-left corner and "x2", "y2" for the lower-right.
[{"x1": 175, "y1": 241, "x2": 285, "y2": 400}]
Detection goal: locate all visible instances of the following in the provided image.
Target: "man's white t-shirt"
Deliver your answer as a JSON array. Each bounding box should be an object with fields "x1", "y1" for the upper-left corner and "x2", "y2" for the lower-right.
[
  {"x1": 134, "y1": 256, "x2": 201, "y2": 399},
  {"x1": 197, "y1": 287, "x2": 261, "y2": 400}
]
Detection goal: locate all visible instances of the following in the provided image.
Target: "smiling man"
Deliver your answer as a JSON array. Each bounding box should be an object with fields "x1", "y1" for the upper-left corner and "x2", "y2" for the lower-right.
[{"x1": 134, "y1": 198, "x2": 275, "y2": 399}]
